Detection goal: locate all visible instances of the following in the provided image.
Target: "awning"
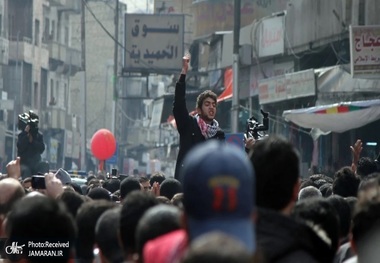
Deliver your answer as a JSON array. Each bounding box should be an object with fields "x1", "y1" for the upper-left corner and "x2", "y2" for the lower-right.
[
  {"x1": 217, "y1": 67, "x2": 233, "y2": 102},
  {"x1": 317, "y1": 65, "x2": 380, "y2": 104},
  {"x1": 283, "y1": 99, "x2": 380, "y2": 133}
]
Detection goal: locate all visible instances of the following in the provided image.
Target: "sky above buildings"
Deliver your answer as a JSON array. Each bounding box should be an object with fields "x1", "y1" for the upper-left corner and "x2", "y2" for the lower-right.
[{"x1": 119, "y1": 0, "x2": 154, "y2": 13}]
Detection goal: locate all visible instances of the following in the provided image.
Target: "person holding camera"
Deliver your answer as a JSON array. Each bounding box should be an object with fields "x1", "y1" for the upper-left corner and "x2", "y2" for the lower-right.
[
  {"x1": 17, "y1": 112, "x2": 47, "y2": 178},
  {"x1": 173, "y1": 54, "x2": 225, "y2": 180}
]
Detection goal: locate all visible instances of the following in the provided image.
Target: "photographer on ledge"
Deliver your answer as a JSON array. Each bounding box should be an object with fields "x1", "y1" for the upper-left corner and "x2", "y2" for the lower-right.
[{"x1": 17, "y1": 111, "x2": 48, "y2": 179}]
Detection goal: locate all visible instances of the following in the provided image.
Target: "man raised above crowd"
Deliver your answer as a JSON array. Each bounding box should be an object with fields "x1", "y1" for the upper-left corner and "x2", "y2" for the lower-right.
[{"x1": 173, "y1": 54, "x2": 225, "y2": 180}]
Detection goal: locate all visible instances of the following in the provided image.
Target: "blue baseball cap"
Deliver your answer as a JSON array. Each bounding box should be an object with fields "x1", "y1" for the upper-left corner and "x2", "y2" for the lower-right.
[{"x1": 180, "y1": 140, "x2": 256, "y2": 253}]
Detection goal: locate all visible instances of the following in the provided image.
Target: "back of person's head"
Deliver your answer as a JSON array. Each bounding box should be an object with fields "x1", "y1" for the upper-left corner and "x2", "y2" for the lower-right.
[
  {"x1": 87, "y1": 187, "x2": 111, "y2": 201},
  {"x1": 120, "y1": 177, "x2": 141, "y2": 200},
  {"x1": 95, "y1": 207, "x2": 123, "y2": 263},
  {"x1": 250, "y1": 135, "x2": 299, "y2": 210},
  {"x1": 149, "y1": 172, "x2": 166, "y2": 187},
  {"x1": 351, "y1": 177, "x2": 380, "y2": 262},
  {"x1": 159, "y1": 178, "x2": 182, "y2": 200},
  {"x1": 181, "y1": 140, "x2": 255, "y2": 253},
  {"x1": 103, "y1": 178, "x2": 121, "y2": 194},
  {"x1": 358, "y1": 172, "x2": 380, "y2": 191},
  {"x1": 66, "y1": 182, "x2": 83, "y2": 195},
  {"x1": 119, "y1": 191, "x2": 159, "y2": 258},
  {"x1": 6, "y1": 196, "x2": 76, "y2": 263},
  {"x1": 332, "y1": 167, "x2": 360, "y2": 197},
  {"x1": 87, "y1": 175, "x2": 96, "y2": 185},
  {"x1": 181, "y1": 232, "x2": 253, "y2": 263},
  {"x1": 76, "y1": 200, "x2": 116, "y2": 262},
  {"x1": 58, "y1": 190, "x2": 85, "y2": 218},
  {"x1": 298, "y1": 186, "x2": 322, "y2": 201},
  {"x1": 156, "y1": 196, "x2": 171, "y2": 204},
  {"x1": 171, "y1": 193, "x2": 184, "y2": 209},
  {"x1": 136, "y1": 204, "x2": 181, "y2": 259},
  {"x1": 291, "y1": 197, "x2": 340, "y2": 262},
  {"x1": 300, "y1": 179, "x2": 318, "y2": 190},
  {"x1": 327, "y1": 195, "x2": 351, "y2": 240},
  {"x1": 310, "y1": 174, "x2": 333, "y2": 185},
  {"x1": 319, "y1": 183, "x2": 333, "y2": 197},
  {"x1": 357, "y1": 157, "x2": 378, "y2": 179}
]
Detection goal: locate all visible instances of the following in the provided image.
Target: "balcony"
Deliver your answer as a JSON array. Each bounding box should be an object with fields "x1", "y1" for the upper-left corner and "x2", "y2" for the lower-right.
[
  {"x1": 48, "y1": 41, "x2": 66, "y2": 63},
  {"x1": 66, "y1": 47, "x2": 82, "y2": 73},
  {"x1": 8, "y1": 36, "x2": 33, "y2": 64},
  {"x1": 58, "y1": 0, "x2": 81, "y2": 14},
  {"x1": 47, "y1": 41, "x2": 81, "y2": 74},
  {"x1": 41, "y1": 108, "x2": 67, "y2": 130}
]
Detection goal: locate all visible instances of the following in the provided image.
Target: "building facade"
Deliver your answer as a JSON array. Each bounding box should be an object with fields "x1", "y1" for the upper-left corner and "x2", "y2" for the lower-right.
[{"x1": 2, "y1": 0, "x2": 81, "y2": 172}]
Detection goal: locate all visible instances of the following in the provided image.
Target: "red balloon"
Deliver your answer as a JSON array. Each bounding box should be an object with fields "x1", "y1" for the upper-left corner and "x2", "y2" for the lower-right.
[{"x1": 91, "y1": 129, "x2": 116, "y2": 160}]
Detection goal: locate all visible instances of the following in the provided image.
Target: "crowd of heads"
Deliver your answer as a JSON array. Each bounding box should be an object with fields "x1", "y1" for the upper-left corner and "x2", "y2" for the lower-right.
[{"x1": 1, "y1": 135, "x2": 380, "y2": 263}]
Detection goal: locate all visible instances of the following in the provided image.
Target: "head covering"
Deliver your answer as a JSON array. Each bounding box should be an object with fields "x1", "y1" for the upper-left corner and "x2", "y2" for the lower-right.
[{"x1": 180, "y1": 140, "x2": 255, "y2": 252}]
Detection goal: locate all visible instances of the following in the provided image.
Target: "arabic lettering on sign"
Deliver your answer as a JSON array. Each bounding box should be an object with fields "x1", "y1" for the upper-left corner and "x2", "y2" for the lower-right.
[
  {"x1": 354, "y1": 33, "x2": 380, "y2": 52},
  {"x1": 126, "y1": 14, "x2": 184, "y2": 70},
  {"x1": 262, "y1": 28, "x2": 283, "y2": 48},
  {"x1": 132, "y1": 23, "x2": 180, "y2": 38},
  {"x1": 354, "y1": 55, "x2": 380, "y2": 64},
  {"x1": 129, "y1": 46, "x2": 178, "y2": 60}
]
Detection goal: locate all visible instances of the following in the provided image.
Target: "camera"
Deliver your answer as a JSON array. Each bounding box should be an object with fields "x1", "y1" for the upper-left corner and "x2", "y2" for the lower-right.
[
  {"x1": 31, "y1": 175, "x2": 46, "y2": 189},
  {"x1": 246, "y1": 109, "x2": 269, "y2": 140},
  {"x1": 18, "y1": 110, "x2": 39, "y2": 135}
]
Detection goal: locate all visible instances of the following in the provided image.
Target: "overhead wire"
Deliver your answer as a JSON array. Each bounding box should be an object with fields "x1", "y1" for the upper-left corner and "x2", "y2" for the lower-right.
[{"x1": 81, "y1": 0, "x2": 165, "y2": 74}]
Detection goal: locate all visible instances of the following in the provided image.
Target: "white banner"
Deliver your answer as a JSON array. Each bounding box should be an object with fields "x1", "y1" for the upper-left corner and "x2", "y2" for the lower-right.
[{"x1": 283, "y1": 99, "x2": 380, "y2": 133}]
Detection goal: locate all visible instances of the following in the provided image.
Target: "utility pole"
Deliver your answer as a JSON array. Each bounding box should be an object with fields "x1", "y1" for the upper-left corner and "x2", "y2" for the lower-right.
[
  {"x1": 81, "y1": 0, "x2": 88, "y2": 171},
  {"x1": 112, "y1": 0, "x2": 119, "y2": 136},
  {"x1": 231, "y1": 0, "x2": 240, "y2": 133},
  {"x1": 12, "y1": 32, "x2": 20, "y2": 159}
]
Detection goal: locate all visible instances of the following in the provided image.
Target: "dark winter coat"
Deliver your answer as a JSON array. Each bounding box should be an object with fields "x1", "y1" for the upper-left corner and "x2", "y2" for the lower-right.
[
  {"x1": 257, "y1": 208, "x2": 335, "y2": 263},
  {"x1": 173, "y1": 74, "x2": 224, "y2": 180},
  {"x1": 17, "y1": 130, "x2": 45, "y2": 172}
]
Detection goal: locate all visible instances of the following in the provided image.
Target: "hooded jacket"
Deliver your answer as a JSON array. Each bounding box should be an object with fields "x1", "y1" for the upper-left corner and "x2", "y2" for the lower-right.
[
  {"x1": 173, "y1": 74, "x2": 224, "y2": 180},
  {"x1": 257, "y1": 208, "x2": 335, "y2": 263}
]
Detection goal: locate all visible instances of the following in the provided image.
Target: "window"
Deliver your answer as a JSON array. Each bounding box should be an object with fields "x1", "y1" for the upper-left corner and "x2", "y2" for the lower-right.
[
  {"x1": 33, "y1": 82, "x2": 38, "y2": 108},
  {"x1": 44, "y1": 18, "x2": 50, "y2": 42},
  {"x1": 64, "y1": 27, "x2": 69, "y2": 45},
  {"x1": 49, "y1": 79, "x2": 55, "y2": 106},
  {"x1": 35, "y1": 20, "x2": 40, "y2": 46},
  {"x1": 56, "y1": 80, "x2": 59, "y2": 105},
  {"x1": 64, "y1": 83, "x2": 68, "y2": 109},
  {"x1": 51, "y1": 21, "x2": 55, "y2": 41}
]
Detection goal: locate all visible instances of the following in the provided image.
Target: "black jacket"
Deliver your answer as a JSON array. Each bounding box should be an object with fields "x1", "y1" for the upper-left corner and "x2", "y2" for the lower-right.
[
  {"x1": 173, "y1": 74, "x2": 224, "y2": 180},
  {"x1": 17, "y1": 130, "x2": 45, "y2": 171},
  {"x1": 257, "y1": 208, "x2": 335, "y2": 263}
]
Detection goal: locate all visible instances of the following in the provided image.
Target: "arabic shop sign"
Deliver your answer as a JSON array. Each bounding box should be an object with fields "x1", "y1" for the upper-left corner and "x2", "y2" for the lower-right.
[
  {"x1": 258, "y1": 69, "x2": 316, "y2": 104},
  {"x1": 258, "y1": 15, "x2": 285, "y2": 57},
  {"x1": 124, "y1": 14, "x2": 184, "y2": 73},
  {"x1": 350, "y1": 25, "x2": 380, "y2": 79}
]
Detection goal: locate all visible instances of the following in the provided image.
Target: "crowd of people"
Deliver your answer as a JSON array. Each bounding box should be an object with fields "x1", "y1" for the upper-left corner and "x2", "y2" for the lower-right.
[{"x1": 0, "y1": 56, "x2": 380, "y2": 263}]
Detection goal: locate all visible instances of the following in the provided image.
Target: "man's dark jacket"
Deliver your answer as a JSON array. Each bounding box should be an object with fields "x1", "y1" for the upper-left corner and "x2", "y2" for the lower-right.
[
  {"x1": 257, "y1": 208, "x2": 335, "y2": 263},
  {"x1": 173, "y1": 74, "x2": 224, "y2": 180},
  {"x1": 17, "y1": 130, "x2": 45, "y2": 172}
]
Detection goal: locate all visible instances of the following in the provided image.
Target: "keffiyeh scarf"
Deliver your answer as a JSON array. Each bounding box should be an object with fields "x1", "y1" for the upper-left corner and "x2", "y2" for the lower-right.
[{"x1": 195, "y1": 114, "x2": 219, "y2": 139}]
